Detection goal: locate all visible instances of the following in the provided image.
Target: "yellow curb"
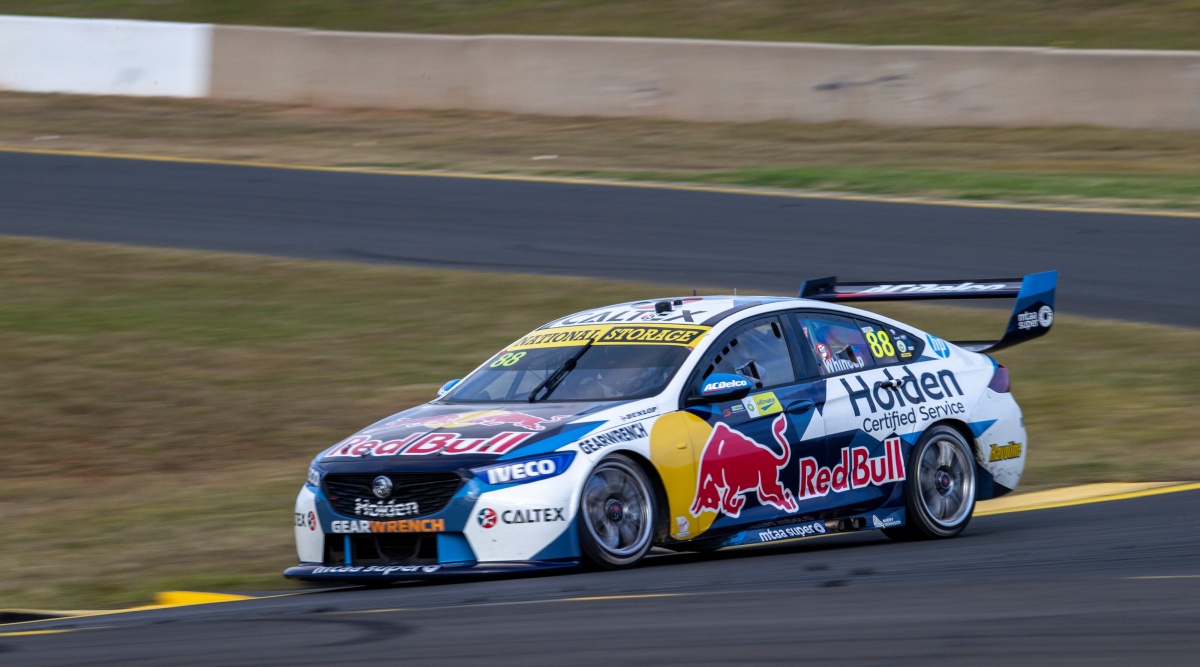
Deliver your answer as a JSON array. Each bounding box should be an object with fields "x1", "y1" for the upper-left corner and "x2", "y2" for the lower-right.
[
  {"x1": 976, "y1": 481, "x2": 1200, "y2": 516},
  {"x1": 0, "y1": 591, "x2": 291, "y2": 628},
  {"x1": 3, "y1": 146, "x2": 1198, "y2": 220},
  {"x1": 153, "y1": 591, "x2": 253, "y2": 606}
]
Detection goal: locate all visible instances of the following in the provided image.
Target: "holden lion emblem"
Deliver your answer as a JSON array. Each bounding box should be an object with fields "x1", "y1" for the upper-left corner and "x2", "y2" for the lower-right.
[{"x1": 371, "y1": 475, "x2": 393, "y2": 499}]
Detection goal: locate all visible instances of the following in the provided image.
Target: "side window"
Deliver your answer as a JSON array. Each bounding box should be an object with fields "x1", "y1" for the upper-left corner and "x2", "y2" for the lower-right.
[
  {"x1": 796, "y1": 315, "x2": 874, "y2": 376},
  {"x1": 692, "y1": 317, "x2": 796, "y2": 392},
  {"x1": 855, "y1": 318, "x2": 923, "y2": 363}
]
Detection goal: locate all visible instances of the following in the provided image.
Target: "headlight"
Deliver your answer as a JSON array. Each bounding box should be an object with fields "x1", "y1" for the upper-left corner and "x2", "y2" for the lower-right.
[
  {"x1": 307, "y1": 466, "x2": 323, "y2": 487},
  {"x1": 470, "y1": 452, "x2": 575, "y2": 486}
]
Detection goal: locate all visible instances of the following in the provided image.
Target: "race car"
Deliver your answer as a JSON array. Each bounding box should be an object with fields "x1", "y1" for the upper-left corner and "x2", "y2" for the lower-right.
[{"x1": 286, "y1": 272, "x2": 1056, "y2": 581}]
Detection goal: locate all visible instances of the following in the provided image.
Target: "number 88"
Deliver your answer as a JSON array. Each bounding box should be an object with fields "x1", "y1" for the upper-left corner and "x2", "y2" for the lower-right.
[{"x1": 865, "y1": 331, "x2": 896, "y2": 358}]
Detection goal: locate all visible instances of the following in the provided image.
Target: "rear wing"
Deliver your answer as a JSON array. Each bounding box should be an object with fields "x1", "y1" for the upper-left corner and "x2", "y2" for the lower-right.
[{"x1": 798, "y1": 271, "x2": 1057, "y2": 354}]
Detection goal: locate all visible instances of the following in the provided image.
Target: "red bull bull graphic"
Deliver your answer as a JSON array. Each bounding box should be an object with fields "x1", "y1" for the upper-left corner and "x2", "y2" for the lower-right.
[
  {"x1": 798, "y1": 437, "x2": 905, "y2": 499},
  {"x1": 689, "y1": 415, "x2": 798, "y2": 519},
  {"x1": 378, "y1": 411, "x2": 571, "y2": 432}
]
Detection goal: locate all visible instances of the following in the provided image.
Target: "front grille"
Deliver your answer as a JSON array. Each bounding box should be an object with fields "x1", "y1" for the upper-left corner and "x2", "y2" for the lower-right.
[
  {"x1": 323, "y1": 472, "x2": 462, "y2": 519},
  {"x1": 324, "y1": 533, "x2": 438, "y2": 566}
]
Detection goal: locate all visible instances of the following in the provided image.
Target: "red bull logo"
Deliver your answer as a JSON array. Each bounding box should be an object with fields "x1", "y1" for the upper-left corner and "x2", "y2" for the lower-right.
[
  {"x1": 324, "y1": 431, "x2": 534, "y2": 458},
  {"x1": 380, "y1": 411, "x2": 570, "y2": 432},
  {"x1": 798, "y1": 438, "x2": 905, "y2": 499},
  {"x1": 689, "y1": 415, "x2": 798, "y2": 519}
]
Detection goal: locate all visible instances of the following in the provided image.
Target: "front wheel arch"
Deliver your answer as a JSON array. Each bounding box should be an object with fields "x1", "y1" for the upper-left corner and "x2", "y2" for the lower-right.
[
  {"x1": 606, "y1": 449, "x2": 673, "y2": 544},
  {"x1": 577, "y1": 453, "x2": 658, "y2": 569}
]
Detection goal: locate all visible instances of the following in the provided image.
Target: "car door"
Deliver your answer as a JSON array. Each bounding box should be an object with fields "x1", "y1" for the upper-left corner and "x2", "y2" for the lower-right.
[
  {"x1": 790, "y1": 311, "x2": 919, "y2": 518},
  {"x1": 679, "y1": 314, "x2": 826, "y2": 538}
]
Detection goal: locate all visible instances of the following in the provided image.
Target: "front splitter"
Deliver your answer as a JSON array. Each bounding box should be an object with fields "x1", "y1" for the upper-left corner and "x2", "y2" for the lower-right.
[{"x1": 284, "y1": 559, "x2": 579, "y2": 582}]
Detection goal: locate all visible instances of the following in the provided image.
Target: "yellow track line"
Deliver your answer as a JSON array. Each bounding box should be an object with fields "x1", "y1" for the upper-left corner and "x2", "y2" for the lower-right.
[
  {"x1": 3, "y1": 146, "x2": 1198, "y2": 220},
  {"x1": 3, "y1": 481, "x2": 1198, "y2": 626},
  {"x1": 563, "y1": 593, "x2": 682, "y2": 602},
  {"x1": 0, "y1": 628, "x2": 79, "y2": 638}
]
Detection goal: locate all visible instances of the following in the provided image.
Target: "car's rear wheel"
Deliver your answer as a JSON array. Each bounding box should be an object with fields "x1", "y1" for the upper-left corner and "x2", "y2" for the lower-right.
[
  {"x1": 884, "y1": 425, "x2": 977, "y2": 541},
  {"x1": 579, "y1": 454, "x2": 656, "y2": 569}
]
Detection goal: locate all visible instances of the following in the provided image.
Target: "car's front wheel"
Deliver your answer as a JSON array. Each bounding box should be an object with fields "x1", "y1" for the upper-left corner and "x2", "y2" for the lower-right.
[
  {"x1": 578, "y1": 454, "x2": 656, "y2": 569},
  {"x1": 884, "y1": 425, "x2": 977, "y2": 541}
]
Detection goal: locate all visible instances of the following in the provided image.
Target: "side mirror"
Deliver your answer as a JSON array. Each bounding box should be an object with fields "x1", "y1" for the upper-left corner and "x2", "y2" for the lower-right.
[
  {"x1": 437, "y1": 379, "x2": 461, "y2": 398},
  {"x1": 689, "y1": 373, "x2": 753, "y2": 405}
]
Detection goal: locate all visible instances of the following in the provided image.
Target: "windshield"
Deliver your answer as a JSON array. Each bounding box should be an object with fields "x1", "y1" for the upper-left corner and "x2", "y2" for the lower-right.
[{"x1": 447, "y1": 344, "x2": 693, "y2": 403}]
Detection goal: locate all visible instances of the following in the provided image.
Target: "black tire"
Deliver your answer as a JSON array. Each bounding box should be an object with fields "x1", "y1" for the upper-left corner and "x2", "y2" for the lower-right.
[
  {"x1": 883, "y1": 425, "x2": 977, "y2": 541},
  {"x1": 578, "y1": 454, "x2": 656, "y2": 569}
]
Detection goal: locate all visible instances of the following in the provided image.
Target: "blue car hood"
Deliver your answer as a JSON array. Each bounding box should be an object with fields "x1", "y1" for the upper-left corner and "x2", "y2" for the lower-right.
[{"x1": 315, "y1": 400, "x2": 620, "y2": 472}]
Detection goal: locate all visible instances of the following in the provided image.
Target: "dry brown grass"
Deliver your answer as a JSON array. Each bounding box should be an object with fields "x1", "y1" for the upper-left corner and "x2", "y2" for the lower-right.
[
  {"x1": 3, "y1": 92, "x2": 1200, "y2": 210},
  {"x1": 5, "y1": 1, "x2": 1200, "y2": 50},
  {"x1": 2, "y1": 234, "x2": 1198, "y2": 609}
]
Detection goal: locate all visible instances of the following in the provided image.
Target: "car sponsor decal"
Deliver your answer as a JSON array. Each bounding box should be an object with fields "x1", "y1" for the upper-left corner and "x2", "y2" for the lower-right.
[
  {"x1": 550, "y1": 301, "x2": 709, "y2": 327},
  {"x1": 988, "y1": 441, "x2": 1023, "y2": 462},
  {"x1": 742, "y1": 391, "x2": 782, "y2": 418},
  {"x1": 622, "y1": 406, "x2": 658, "y2": 421},
  {"x1": 324, "y1": 431, "x2": 534, "y2": 458},
  {"x1": 505, "y1": 323, "x2": 710, "y2": 350},
  {"x1": 845, "y1": 281, "x2": 1012, "y2": 296},
  {"x1": 840, "y1": 367, "x2": 966, "y2": 432},
  {"x1": 353, "y1": 498, "x2": 420, "y2": 518},
  {"x1": 757, "y1": 521, "x2": 827, "y2": 543},
  {"x1": 926, "y1": 334, "x2": 951, "y2": 358},
  {"x1": 377, "y1": 410, "x2": 571, "y2": 432},
  {"x1": 675, "y1": 516, "x2": 690, "y2": 538},
  {"x1": 330, "y1": 519, "x2": 446, "y2": 533},
  {"x1": 871, "y1": 514, "x2": 902, "y2": 528},
  {"x1": 471, "y1": 452, "x2": 575, "y2": 485},
  {"x1": 294, "y1": 511, "x2": 317, "y2": 531},
  {"x1": 310, "y1": 565, "x2": 441, "y2": 575},
  {"x1": 578, "y1": 422, "x2": 648, "y2": 455},
  {"x1": 690, "y1": 415, "x2": 798, "y2": 519},
  {"x1": 1016, "y1": 305, "x2": 1055, "y2": 331},
  {"x1": 477, "y1": 507, "x2": 565, "y2": 529},
  {"x1": 798, "y1": 437, "x2": 905, "y2": 499},
  {"x1": 477, "y1": 508, "x2": 498, "y2": 529},
  {"x1": 703, "y1": 377, "x2": 750, "y2": 396}
]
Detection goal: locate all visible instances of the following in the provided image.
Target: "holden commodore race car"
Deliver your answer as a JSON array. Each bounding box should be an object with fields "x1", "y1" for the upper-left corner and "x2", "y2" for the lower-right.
[{"x1": 287, "y1": 271, "x2": 1056, "y2": 581}]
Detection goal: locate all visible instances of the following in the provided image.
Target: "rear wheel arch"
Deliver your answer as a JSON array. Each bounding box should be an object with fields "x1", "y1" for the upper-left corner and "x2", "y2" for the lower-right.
[
  {"x1": 930, "y1": 418, "x2": 982, "y2": 468},
  {"x1": 885, "y1": 422, "x2": 977, "y2": 541}
]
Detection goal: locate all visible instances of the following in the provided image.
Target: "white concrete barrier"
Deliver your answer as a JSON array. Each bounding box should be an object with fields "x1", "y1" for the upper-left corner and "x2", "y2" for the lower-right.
[
  {"x1": 0, "y1": 15, "x2": 210, "y2": 97},
  {"x1": 3, "y1": 15, "x2": 1199, "y2": 129},
  {"x1": 209, "y1": 28, "x2": 1200, "y2": 130}
]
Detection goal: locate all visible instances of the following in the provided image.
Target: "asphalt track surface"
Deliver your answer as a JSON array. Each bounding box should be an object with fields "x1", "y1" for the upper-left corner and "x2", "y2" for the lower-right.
[
  {"x1": 5, "y1": 150, "x2": 1200, "y2": 664},
  {"x1": 5, "y1": 490, "x2": 1200, "y2": 665},
  {"x1": 3, "y1": 150, "x2": 1200, "y2": 327}
]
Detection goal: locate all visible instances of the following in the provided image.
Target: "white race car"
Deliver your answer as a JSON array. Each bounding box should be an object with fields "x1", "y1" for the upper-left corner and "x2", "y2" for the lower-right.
[{"x1": 287, "y1": 272, "x2": 1055, "y2": 581}]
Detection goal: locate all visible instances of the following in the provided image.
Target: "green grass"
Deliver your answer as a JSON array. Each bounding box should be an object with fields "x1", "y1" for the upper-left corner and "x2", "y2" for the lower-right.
[
  {"x1": 3, "y1": 92, "x2": 1200, "y2": 213},
  {"x1": 542, "y1": 167, "x2": 1200, "y2": 210},
  {"x1": 4, "y1": 1, "x2": 1200, "y2": 50},
  {"x1": 2, "y1": 234, "x2": 1199, "y2": 609}
]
